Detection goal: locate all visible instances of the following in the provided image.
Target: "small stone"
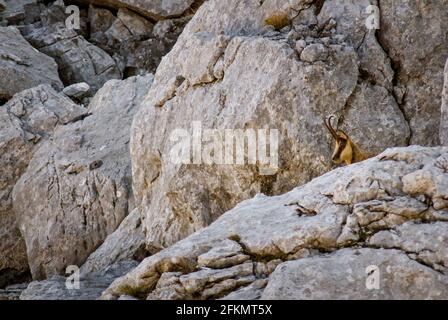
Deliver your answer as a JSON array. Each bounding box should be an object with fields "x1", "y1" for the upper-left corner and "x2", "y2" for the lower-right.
[
  {"x1": 152, "y1": 20, "x2": 175, "y2": 39},
  {"x1": 63, "y1": 83, "x2": 91, "y2": 99},
  {"x1": 295, "y1": 39, "x2": 307, "y2": 55},
  {"x1": 333, "y1": 34, "x2": 346, "y2": 43},
  {"x1": 325, "y1": 18, "x2": 337, "y2": 30},
  {"x1": 287, "y1": 30, "x2": 299, "y2": 41},
  {"x1": 300, "y1": 43, "x2": 329, "y2": 62},
  {"x1": 280, "y1": 25, "x2": 291, "y2": 33},
  {"x1": 259, "y1": 24, "x2": 275, "y2": 35},
  {"x1": 321, "y1": 37, "x2": 331, "y2": 45}
]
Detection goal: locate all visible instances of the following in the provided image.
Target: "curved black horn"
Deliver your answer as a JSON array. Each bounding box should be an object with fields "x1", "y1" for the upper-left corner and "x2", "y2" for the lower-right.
[{"x1": 325, "y1": 115, "x2": 339, "y2": 140}]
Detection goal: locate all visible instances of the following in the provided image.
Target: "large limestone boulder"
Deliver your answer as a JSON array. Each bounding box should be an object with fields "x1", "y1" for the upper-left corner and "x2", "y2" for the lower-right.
[
  {"x1": 0, "y1": 85, "x2": 85, "y2": 288},
  {"x1": 25, "y1": 23, "x2": 122, "y2": 92},
  {"x1": 102, "y1": 146, "x2": 448, "y2": 300},
  {"x1": 130, "y1": 0, "x2": 410, "y2": 251},
  {"x1": 262, "y1": 248, "x2": 448, "y2": 300},
  {"x1": 12, "y1": 74, "x2": 154, "y2": 280},
  {"x1": 0, "y1": 26, "x2": 63, "y2": 100}
]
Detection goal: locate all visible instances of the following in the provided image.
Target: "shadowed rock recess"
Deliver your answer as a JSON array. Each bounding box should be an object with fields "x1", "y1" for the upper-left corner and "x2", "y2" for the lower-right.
[{"x1": 0, "y1": 0, "x2": 448, "y2": 301}]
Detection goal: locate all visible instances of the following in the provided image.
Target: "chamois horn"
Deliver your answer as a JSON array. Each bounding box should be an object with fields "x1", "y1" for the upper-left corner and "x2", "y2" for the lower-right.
[{"x1": 324, "y1": 115, "x2": 339, "y2": 140}]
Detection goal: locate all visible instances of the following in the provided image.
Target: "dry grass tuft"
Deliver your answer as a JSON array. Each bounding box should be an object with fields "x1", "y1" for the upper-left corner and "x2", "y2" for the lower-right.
[{"x1": 264, "y1": 12, "x2": 291, "y2": 31}]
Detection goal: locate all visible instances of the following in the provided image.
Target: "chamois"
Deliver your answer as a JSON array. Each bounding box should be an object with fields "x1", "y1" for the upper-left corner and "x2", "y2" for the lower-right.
[{"x1": 324, "y1": 115, "x2": 368, "y2": 165}]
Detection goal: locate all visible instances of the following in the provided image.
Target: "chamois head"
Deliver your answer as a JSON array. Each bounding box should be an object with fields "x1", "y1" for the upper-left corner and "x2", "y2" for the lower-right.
[{"x1": 324, "y1": 115, "x2": 367, "y2": 165}]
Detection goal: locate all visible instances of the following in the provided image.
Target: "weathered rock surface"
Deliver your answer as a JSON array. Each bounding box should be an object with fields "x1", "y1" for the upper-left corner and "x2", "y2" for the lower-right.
[
  {"x1": 25, "y1": 22, "x2": 121, "y2": 92},
  {"x1": 20, "y1": 261, "x2": 137, "y2": 300},
  {"x1": 262, "y1": 248, "x2": 448, "y2": 300},
  {"x1": 75, "y1": 0, "x2": 201, "y2": 20},
  {"x1": 377, "y1": 1, "x2": 448, "y2": 146},
  {"x1": 12, "y1": 74, "x2": 154, "y2": 280},
  {"x1": 0, "y1": 26, "x2": 63, "y2": 99},
  {"x1": 318, "y1": 0, "x2": 448, "y2": 146},
  {"x1": 102, "y1": 146, "x2": 448, "y2": 300},
  {"x1": 0, "y1": 0, "x2": 40, "y2": 26},
  {"x1": 0, "y1": 85, "x2": 85, "y2": 288},
  {"x1": 219, "y1": 279, "x2": 268, "y2": 300},
  {"x1": 440, "y1": 59, "x2": 448, "y2": 146},
  {"x1": 80, "y1": 208, "x2": 146, "y2": 274},
  {"x1": 130, "y1": 0, "x2": 410, "y2": 251},
  {"x1": 369, "y1": 221, "x2": 448, "y2": 273}
]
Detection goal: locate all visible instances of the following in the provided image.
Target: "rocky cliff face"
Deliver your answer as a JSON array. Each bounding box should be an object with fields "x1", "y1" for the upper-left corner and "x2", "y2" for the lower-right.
[
  {"x1": 0, "y1": 0, "x2": 447, "y2": 300},
  {"x1": 13, "y1": 74, "x2": 153, "y2": 280},
  {"x1": 0, "y1": 0, "x2": 193, "y2": 289},
  {"x1": 0, "y1": 85, "x2": 84, "y2": 287},
  {"x1": 129, "y1": 0, "x2": 447, "y2": 253},
  {"x1": 1, "y1": 0, "x2": 195, "y2": 91}
]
